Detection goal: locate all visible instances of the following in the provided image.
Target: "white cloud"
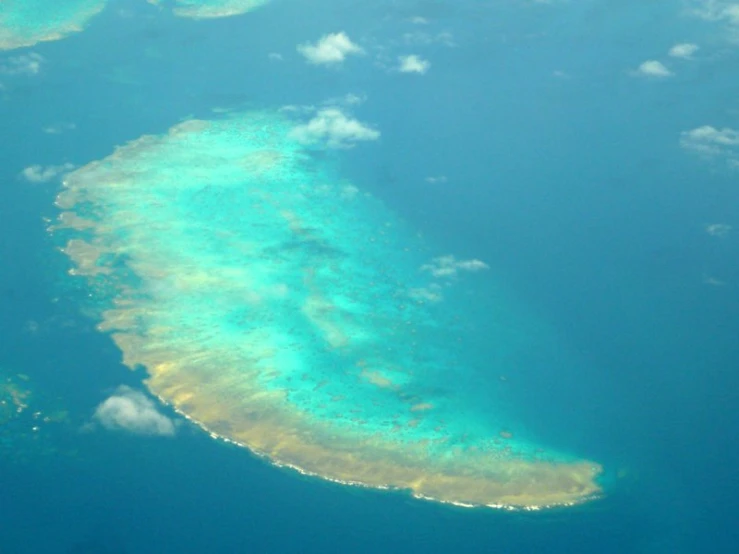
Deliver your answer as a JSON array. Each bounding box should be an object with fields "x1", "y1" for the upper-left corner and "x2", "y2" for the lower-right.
[
  {"x1": 0, "y1": 53, "x2": 44, "y2": 76},
  {"x1": 268, "y1": 52, "x2": 284, "y2": 61},
  {"x1": 409, "y1": 284, "x2": 444, "y2": 303},
  {"x1": 340, "y1": 184, "x2": 359, "y2": 199},
  {"x1": 421, "y1": 255, "x2": 489, "y2": 278},
  {"x1": 634, "y1": 60, "x2": 673, "y2": 77},
  {"x1": 290, "y1": 108, "x2": 379, "y2": 148},
  {"x1": 680, "y1": 125, "x2": 739, "y2": 167},
  {"x1": 706, "y1": 223, "x2": 732, "y2": 237},
  {"x1": 668, "y1": 43, "x2": 699, "y2": 58},
  {"x1": 279, "y1": 103, "x2": 315, "y2": 115},
  {"x1": 682, "y1": 125, "x2": 739, "y2": 151},
  {"x1": 322, "y1": 92, "x2": 366, "y2": 107},
  {"x1": 687, "y1": 1, "x2": 739, "y2": 41},
  {"x1": 340, "y1": 93, "x2": 365, "y2": 105},
  {"x1": 409, "y1": 16, "x2": 429, "y2": 24},
  {"x1": 93, "y1": 386, "x2": 176, "y2": 436},
  {"x1": 402, "y1": 31, "x2": 455, "y2": 47},
  {"x1": 425, "y1": 175, "x2": 447, "y2": 184},
  {"x1": 689, "y1": 0, "x2": 739, "y2": 25},
  {"x1": 297, "y1": 32, "x2": 364, "y2": 65},
  {"x1": 43, "y1": 122, "x2": 77, "y2": 134},
  {"x1": 703, "y1": 274, "x2": 727, "y2": 286},
  {"x1": 20, "y1": 163, "x2": 75, "y2": 183},
  {"x1": 398, "y1": 54, "x2": 430, "y2": 74}
]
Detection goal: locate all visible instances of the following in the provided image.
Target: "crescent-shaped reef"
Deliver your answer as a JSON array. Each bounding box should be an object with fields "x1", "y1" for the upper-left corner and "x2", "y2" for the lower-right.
[{"x1": 54, "y1": 110, "x2": 602, "y2": 509}]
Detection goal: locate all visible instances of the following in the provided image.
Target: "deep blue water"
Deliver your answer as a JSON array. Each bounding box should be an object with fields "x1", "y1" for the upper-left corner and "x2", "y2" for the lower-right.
[{"x1": 2, "y1": 0, "x2": 739, "y2": 552}]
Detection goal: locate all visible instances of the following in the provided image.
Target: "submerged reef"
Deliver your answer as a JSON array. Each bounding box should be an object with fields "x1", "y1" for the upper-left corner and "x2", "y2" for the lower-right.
[
  {"x1": 0, "y1": 370, "x2": 70, "y2": 463},
  {"x1": 0, "y1": 0, "x2": 106, "y2": 51},
  {"x1": 54, "y1": 110, "x2": 602, "y2": 509},
  {"x1": 0, "y1": 373, "x2": 30, "y2": 427}
]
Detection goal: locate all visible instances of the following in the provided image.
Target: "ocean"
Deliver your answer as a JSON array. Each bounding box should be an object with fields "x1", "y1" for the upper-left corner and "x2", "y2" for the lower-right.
[{"x1": 1, "y1": 1, "x2": 739, "y2": 552}]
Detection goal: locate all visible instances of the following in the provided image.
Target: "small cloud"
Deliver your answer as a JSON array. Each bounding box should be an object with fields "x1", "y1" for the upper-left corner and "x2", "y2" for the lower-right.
[
  {"x1": 268, "y1": 52, "x2": 284, "y2": 61},
  {"x1": 408, "y1": 284, "x2": 444, "y2": 303},
  {"x1": 341, "y1": 93, "x2": 365, "y2": 105},
  {"x1": 681, "y1": 125, "x2": 739, "y2": 153},
  {"x1": 690, "y1": 1, "x2": 739, "y2": 25},
  {"x1": 703, "y1": 274, "x2": 727, "y2": 287},
  {"x1": 323, "y1": 92, "x2": 367, "y2": 107},
  {"x1": 297, "y1": 32, "x2": 364, "y2": 65},
  {"x1": 706, "y1": 223, "x2": 732, "y2": 237},
  {"x1": 436, "y1": 31, "x2": 455, "y2": 47},
  {"x1": 634, "y1": 60, "x2": 673, "y2": 78},
  {"x1": 425, "y1": 175, "x2": 447, "y2": 184},
  {"x1": 0, "y1": 53, "x2": 45, "y2": 76},
  {"x1": 279, "y1": 103, "x2": 315, "y2": 114},
  {"x1": 290, "y1": 107, "x2": 379, "y2": 148},
  {"x1": 688, "y1": 2, "x2": 739, "y2": 43},
  {"x1": 341, "y1": 184, "x2": 359, "y2": 199},
  {"x1": 20, "y1": 163, "x2": 75, "y2": 183},
  {"x1": 421, "y1": 255, "x2": 489, "y2": 278},
  {"x1": 409, "y1": 16, "x2": 429, "y2": 24},
  {"x1": 43, "y1": 122, "x2": 77, "y2": 135},
  {"x1": 116, "y1": 7, "x2": 137, "y2": 18},
  {"x1": 680, "y1": 125, "x2": 739, "y2": 166},
  {"x1": 93, "y1": 386, "x2": 176, "y2": 436},
  {"x1": 403, "y1": 31, "x2": 455, "y2": 47},
  {"x1": 398, "y1": 54, "x2": 430, "y2": 74},
  {"x1": 668, "y1": 43, "x2": 699, "y2": 59}
]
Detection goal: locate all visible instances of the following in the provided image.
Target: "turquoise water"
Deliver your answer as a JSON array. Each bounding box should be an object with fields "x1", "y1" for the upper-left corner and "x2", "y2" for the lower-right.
[{"x1": 1, "y1": 0, "x2": 738, "y2": 551}]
